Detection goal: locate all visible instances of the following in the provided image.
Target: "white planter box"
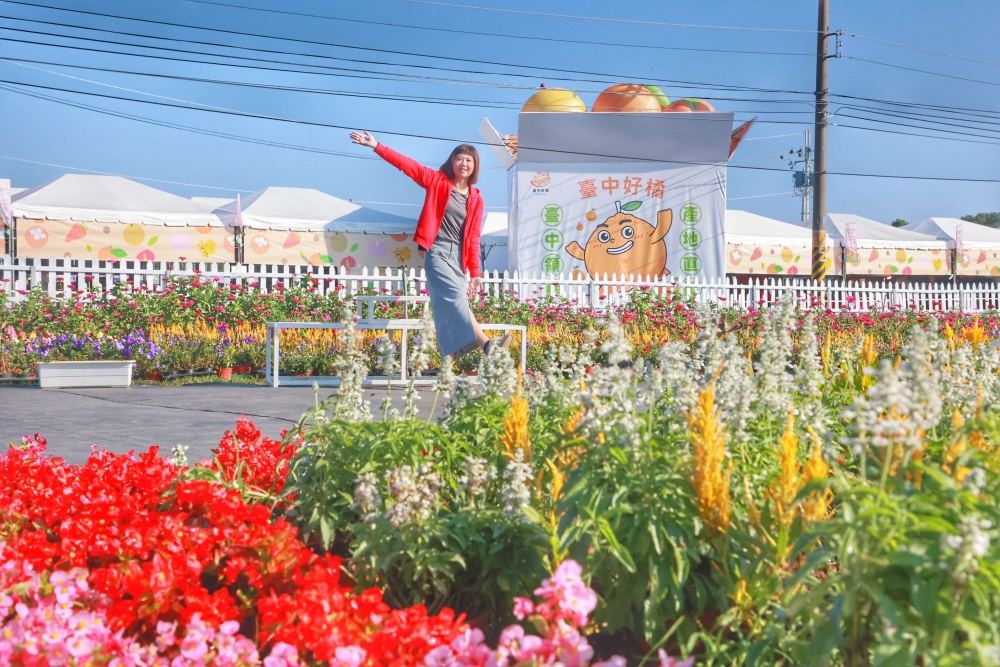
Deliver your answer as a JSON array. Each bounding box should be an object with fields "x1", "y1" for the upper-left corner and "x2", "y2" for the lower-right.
[{"x1": 37, "y1": 360, "x2": 136, "y2": 389}]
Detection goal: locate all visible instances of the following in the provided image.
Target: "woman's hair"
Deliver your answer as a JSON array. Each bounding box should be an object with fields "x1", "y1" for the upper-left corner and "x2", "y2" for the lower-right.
[{"x1": 440, "y1": 144, "x2": 480, "y2": 185}]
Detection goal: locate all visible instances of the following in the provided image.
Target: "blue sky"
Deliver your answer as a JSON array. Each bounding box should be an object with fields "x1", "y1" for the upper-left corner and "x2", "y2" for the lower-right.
[{"x1": 0, "y1": 0, "x2": 997, "y2": 225}]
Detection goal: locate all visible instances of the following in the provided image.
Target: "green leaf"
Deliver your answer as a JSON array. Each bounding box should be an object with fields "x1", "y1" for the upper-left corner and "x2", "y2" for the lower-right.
[
  {"x1": 86, "y1": 244, "x2": 92, "y2": 252},
  {"x1": 643, "y1": 84, "x2": 671, "y2": 109},
  {"x1": 350, "y1": 243, "x2": 359, "y2": 252},
  {"x1": 148, "y1": 236, "x2": 158, "y2": 246},
  {"x1": 320, "y1": 255, "x2": 333, "y2": 264},
  {"x1": 621, "y1": 201, "x2": 642, "y2": 212},
  {"x1": 110, "y1": 248, "x2": 128, "y2": 259}
]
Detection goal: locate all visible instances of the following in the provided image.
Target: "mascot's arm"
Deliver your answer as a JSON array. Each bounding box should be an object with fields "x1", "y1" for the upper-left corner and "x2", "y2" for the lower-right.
[
  {"x1": 565, "y1": 241, "x2": 587, "y2": 260},
  {"x1": 652, "y1": 210, "x2": 673, "y2": 243}
]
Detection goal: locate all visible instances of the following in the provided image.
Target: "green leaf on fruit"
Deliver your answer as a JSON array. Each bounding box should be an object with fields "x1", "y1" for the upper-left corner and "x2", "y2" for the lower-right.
[
  {"x1": 110, "y1": 248, "x2": 128, "y2": 258},
  {"x1": 643, "y1": 84, "x2": 671, "y2": 109},
  {"x1": 621, "y1": 201, "x2": 642, "y2": 212},
  {"x1": 890, "y1": 266, "x2": 899, "y2": 272},
  {"x1": 320, "y1": 255, "x2": 333, "y2": 264}
]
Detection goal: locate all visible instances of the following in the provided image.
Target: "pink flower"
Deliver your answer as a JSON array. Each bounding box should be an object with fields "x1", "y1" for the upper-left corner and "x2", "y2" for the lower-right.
[
  {"x1": 265, "y1": 642, "x2": 301, "y2": 667},
  {"x1": 66, "y1": 635, "x2": 95, "y2": 657},
  {"x1": 423, "y1": 645, "x2": 454, "y2": 667},
  {"x1": 512, "y1": 597, "x2": 534, "y2": 620},
  {"x1": 658, "y1": 649, "x2": 695, "y2": 667},
  {"x1": 332, "y1": 646, "x2": 367, "y2": 667},
  {"x1": 592, "y1": 657, "x2": 628, "y2": 667},
  {"x1": 219, "y1": 620, "x2": 240, "y2": 636}
]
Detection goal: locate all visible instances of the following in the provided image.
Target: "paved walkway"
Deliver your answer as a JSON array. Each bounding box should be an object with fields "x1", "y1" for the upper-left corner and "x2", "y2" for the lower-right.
[{"x1": 0, "y1": 383, "x2": 444, "y2": 464}]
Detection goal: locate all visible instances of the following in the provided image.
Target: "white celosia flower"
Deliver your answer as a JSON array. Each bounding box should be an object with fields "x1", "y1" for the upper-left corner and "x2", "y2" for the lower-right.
[
  {"x1": 384, "y1": 463, "x2": 442, "y2": 527},
  {"x1": 795, "y1": 312, "x2": 828, "y2": 432},
  {"x1": 352, "y1": 472, "x2": 382, "y2": 521},
  {"x1": 478, "y1": 345, "x2": 517, "y2": 397},
  {"x1": 753, "y1": 294, "x2": 797, "y2": 418},
  {"x1": 501, "y1": 449, "x2": 533, "y2": 520},
  {"x1": 841, "y1": 360, "x2": 923, "y2": 457},
  {"x1": 457, "y1": 456, "x2": 495, "y2": 506},
  {"x1": 714, "y1": 337, "x2": 756, "y2": 442},
  {"x1": 658, "y1": 340, "x2": 699, "y2": 415},
  {"x1": 332, "y1": 317, "x2": 372, "y2": 423}
]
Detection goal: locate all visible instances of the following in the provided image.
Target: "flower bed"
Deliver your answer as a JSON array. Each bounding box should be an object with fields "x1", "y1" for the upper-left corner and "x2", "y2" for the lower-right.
[
  {"x1": 5, "y1": 290, "x2": 1000, "y2": 665},
  {"x1": 3, "y1": 275, "x2": 1000, "y2": 378}
]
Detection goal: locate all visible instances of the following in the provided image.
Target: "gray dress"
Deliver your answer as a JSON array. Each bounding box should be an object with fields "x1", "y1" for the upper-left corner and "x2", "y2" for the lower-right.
[{"x1": 423, "y1": 189, "x2": 479, "y2": 358}]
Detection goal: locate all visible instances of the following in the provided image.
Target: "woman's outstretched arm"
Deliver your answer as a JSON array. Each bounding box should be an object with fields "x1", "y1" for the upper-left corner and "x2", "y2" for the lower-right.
[{"x1": 349, "y1": 130, "x2": 438, "y2": 190}]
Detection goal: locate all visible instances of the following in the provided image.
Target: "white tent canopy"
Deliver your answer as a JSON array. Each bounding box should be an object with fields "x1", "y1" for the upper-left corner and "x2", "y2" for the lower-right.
[
  {"x1": 726, "y1": 210, "x2": 813, "y2": 246},
  {"x1": 12, "y1": 174, "x2": 222, "y2": 226},
  {"x1": 190, "y1": 196, "x2": 235, "y2": 212},
  {"x1": 214, "y1": 187, "x2": 416, "y2": 233},
  {"x1": 910, "y1": 217, "x2": 1000, "y2": 250},
  {"x1": 806, "y1": 213, "x2": 947, "y2": 250}
]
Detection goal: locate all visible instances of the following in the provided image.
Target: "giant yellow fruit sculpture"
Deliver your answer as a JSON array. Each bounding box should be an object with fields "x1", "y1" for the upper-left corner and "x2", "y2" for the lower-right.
[{"x1": 521, "y1": 88, "x2": 587, "y2": 113}]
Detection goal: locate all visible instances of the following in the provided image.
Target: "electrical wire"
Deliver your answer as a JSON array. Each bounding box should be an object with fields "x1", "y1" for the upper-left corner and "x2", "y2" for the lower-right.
[
  {"x1": 845, "y1": 56, "x2": 1000, "y2": 88},
  {"x1": 0, "y1": 56, "x2": 823, "y2": 117},
  {"x1": 3, "y1": 77, "x2": 999, "y2": 181},
  {"x1": 0, "y1": 154, "x2": 252, "y2": 192},
  {"x1": 846, "y1": 33, "x2": 1000, "y2": 68},
  {"x1": 182, "y1": 0, "x2": 814, "y2": 57},
  {"x1": 400, "y1": 0, "x2": 821, "y2": 33},
  {"x1": 0, "y1": 2, "x2": 816, "y2": 95},
  {"x1": 0, "y1": 80, "x2": 504, "y2": 170}
]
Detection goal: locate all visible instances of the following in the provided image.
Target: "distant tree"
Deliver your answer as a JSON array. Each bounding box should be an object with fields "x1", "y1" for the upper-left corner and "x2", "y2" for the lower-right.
[
  {"x1": 891, "y1": 218, "x2": 908, "y2": 227},
  {"x1": 962, "y1": 212, "x2": 1000, "y2": 228}
]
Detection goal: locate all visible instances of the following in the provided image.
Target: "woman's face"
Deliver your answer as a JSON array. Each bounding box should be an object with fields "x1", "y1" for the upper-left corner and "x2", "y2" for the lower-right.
[{"x1": 451, "y1": 152, "x2": 476, "y2": 181}]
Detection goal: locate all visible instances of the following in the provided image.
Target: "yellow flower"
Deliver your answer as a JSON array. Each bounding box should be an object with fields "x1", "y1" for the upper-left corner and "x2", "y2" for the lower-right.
[
  {"x1": 766, "y1": 413, "x2": 801, "y2": 531},
  {"x1": 801, "y1": 427, "x2": 834, "y2": 523},
  {"x1": 500, "y1": 374, "x2": 531, "y2": 462},
  {"x1": 961, "y1": 315, "x2": 989, "y2": 351},
  {"x1": 686, "y1": 383, "x2": 732, "y2": 534},
  {"x1": 861, "y1": 333, "x2": 878, "y2": 366}
]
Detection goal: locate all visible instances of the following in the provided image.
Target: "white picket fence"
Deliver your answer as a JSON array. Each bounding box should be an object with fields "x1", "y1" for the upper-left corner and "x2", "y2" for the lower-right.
[{"x1": 3, "y1": 256, "x2": 1000, "y2": 312}]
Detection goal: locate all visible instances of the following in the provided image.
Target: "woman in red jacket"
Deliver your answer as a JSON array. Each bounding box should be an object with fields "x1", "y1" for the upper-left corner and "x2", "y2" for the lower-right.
[{"x1": 349, "y1": 130, "x2": 510, "y2": 360}]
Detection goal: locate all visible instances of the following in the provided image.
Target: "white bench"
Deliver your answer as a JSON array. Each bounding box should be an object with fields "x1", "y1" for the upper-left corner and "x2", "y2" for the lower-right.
[{"x1": 264, "y1": 296, "x2": 527, "y2": 387}]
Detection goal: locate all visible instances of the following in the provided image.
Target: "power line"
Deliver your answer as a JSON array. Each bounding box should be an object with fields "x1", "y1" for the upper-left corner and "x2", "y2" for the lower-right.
[
  {"x1": 0, "y1": 153, "x2": 252, "y2": 192},
  {"x1": 0, "y1": 80, "x2": 504, "y2": 170},
  {"x1": 835, "y1": 111, "x2": 1000, "y2": 142},
  {"x1": 846, "y1": 33, "x2": 1000, "y2": 68},
  {"x1": 183, "y1": 0, "x2": 814, "y2": 58},
  {"x1": 10, "y1": 51, "x2": 1000, "y2": 145},
  {"x1": 5, "y1": 15, "x2": 996, "y2": 136},
  {"x1": 845, "y1": 56, "x2": 1000, "y2": 88},
  {"x1": 0, "y1": 2, "x2": 815, "y2": 95},
  {"x1": 3, "y1": 77, "x2": 999, "y2": 182},
  {"x1": 729, "y1": 192, "x2": 794, "y2": 200},
  {"x1": 0, "y1": 56, "x2": 823, "y2": 117},
  {"x1": 401, "y1": 0, "x2": 821, "y2": 33}
]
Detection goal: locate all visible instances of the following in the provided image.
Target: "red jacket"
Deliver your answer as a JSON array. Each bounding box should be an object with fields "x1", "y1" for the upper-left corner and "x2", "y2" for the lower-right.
[{"x1": 374, "y1": 143, "x2": 484, "y2": 278}]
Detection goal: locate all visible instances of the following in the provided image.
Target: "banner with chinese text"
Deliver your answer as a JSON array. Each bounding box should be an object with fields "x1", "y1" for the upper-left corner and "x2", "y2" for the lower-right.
[{"x1": 513, "y1": 163, "x2": 725, "y2": 280}]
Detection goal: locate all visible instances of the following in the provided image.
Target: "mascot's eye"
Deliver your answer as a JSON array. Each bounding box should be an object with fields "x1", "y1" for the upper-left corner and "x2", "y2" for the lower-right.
[
  {"x1": 621, "y1": 226, "x2": 634, "y2": 239},
  {"x1": 597, "y1": 230, "x2": 611, "y2": 243}
]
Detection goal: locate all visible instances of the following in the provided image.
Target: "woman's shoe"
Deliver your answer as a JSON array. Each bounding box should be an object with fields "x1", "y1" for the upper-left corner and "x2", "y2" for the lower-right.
[{"x1": 483, "y1": 333, "x2": 511, "y2": 357}]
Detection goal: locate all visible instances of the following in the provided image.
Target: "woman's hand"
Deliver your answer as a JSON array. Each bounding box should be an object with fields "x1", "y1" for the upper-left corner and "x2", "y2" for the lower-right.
[
  {"x1": 467, "y1": 276, "x2": 483, "y2": 300},
  {"x1": 349, "y1": 130, "x2": 378, "y2": 149}
]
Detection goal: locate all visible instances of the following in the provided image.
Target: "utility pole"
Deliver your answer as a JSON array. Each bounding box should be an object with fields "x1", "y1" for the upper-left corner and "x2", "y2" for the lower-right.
[
  {"x1": 785, "y1": 130, "x2": 812, "y2": 223},
  {"x1": 811, "y1": 0, "x2": 831, "y2": 282}
]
